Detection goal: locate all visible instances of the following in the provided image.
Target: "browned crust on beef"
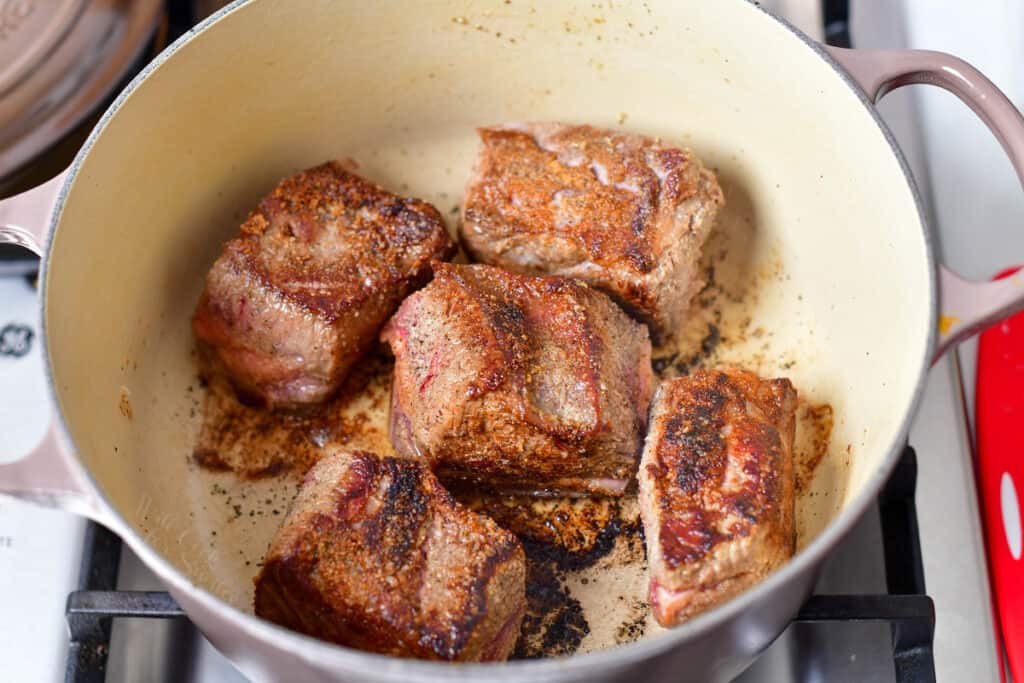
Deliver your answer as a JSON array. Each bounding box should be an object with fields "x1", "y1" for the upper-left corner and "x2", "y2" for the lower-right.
[
  {"x1": 254, "y1": 450, "x2": 525, "y2": 661},
  {"x1": 193, "y1": 161, "x2": 455, "y2": 408},
  {"x1": 460, "y1": 123, "x2": 723, "y2": 343},
  {"x1": 638, "y1": 368, "x2": 796, "y2": 626},
  {"x1": 383, "y1": 263, "x2": 654, "y2": 496}
]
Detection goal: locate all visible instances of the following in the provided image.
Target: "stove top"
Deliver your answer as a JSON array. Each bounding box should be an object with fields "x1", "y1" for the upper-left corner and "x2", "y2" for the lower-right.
[{"x1": 0, "y1": 1, "x2": 1001, "y2": 681}]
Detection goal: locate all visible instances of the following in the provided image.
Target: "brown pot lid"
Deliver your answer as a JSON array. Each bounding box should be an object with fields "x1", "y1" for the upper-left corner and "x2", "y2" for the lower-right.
[{"x1": 0, "y1": 0, "x2": 163, "y2": 181}]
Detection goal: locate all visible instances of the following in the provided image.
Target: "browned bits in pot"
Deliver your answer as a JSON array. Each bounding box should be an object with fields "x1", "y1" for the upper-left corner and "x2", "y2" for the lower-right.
[
  {"x1": 794, "y1": 402, "x2": 834, "y2": 493},
  {"x1": 191, "y1": 352, "x2": 392, "y2": 479},
  {"x1": 118, "y1": 386, "x2": 133, "y2": 419}
]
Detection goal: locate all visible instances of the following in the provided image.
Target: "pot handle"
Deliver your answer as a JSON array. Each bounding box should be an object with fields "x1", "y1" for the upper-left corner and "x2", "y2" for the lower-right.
[
  {"x1": 0, "y1": 170, "x2": 105, "y2": 521},
  {"x1": 825, "y1": 46, "x2": 1024, "y2": 361},
  {"x1": 0, "y1": 425, "x2": 104, "y2": 521},
  {"x1": 0, "y1": 170, "x2": 66, "y2": 256}
]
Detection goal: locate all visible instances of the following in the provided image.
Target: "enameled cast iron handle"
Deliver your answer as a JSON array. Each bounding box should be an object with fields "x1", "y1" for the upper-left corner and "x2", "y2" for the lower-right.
[
  {"x1": 825, "y1": 46, "x2": 1024, "y2": 362},
  {"x1": 827, "y1": 45, "x2": 1024, "y2": 680},
  {"x1": 0, "y1": 171, "x2": 103, "y2": 520},
  {"x1": 0, "y1": 171, "x2": 65, "y2": 256}
]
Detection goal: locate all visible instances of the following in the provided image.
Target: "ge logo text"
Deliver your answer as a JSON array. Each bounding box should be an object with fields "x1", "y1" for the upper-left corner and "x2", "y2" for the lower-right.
[{"x1": 0, "y1": 323, "x2": 33, "y2": 358}]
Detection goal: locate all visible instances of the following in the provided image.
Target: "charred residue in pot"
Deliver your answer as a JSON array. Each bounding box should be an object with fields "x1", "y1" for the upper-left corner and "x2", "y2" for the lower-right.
[
  {"x1": 614, "y1": 600, "x2": 648, "y2": 644},
  {"x1": 455, "y1": 492, "x2": 645, "y2": 658},
  {"x1": 514, "y1": 554, "x2": 589, "y2": 659}
]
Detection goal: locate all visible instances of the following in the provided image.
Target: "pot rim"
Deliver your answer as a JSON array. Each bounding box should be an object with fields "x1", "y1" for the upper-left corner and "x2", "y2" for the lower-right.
[{"x1": 36, "y1": 0, "x2": 938, "y2": 677}]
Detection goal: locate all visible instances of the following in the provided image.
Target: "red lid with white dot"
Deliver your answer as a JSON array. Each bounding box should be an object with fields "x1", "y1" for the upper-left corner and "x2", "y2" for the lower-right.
[{"x1": 976, "y1": 266, "x2": 1024, "y2": 682}]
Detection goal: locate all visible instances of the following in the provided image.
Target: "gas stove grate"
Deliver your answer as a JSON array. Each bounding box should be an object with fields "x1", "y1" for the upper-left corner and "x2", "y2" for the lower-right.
[{"x1": 64, "y1": 448, "x2": 936, "y2": 683}]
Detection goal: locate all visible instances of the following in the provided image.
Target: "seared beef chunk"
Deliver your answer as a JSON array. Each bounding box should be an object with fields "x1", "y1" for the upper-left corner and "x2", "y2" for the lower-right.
[
  {"x1": 194, "y1": 161, "x2": 455, "y2": 408},
  {"x1": 383, "y1": 263, "x2": 653, "y2": 496},
  {"x1": 460, "y1": 123, "x2": 723, "y2": 343},
  {"x1": 638, "y1": 368, "x2": 797, "y2": 626},
  {"x1": 254, "y1": 450, "x2": 526, "y2": 661}
]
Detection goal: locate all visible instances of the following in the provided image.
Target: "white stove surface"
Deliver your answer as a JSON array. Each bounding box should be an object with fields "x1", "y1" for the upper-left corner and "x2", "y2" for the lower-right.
[
  {"x1": 0, "y1": 278, "x2": 85, "y2": 683},
  {"x1": 0, "y1": 0, "x2": 1014, "y2": 681}
]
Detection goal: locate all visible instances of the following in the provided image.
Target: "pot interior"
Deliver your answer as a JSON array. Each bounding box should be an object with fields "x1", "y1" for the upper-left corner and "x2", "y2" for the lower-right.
[{"x1": 44, "y1": 0, "x2": 930, "y2": 659}]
